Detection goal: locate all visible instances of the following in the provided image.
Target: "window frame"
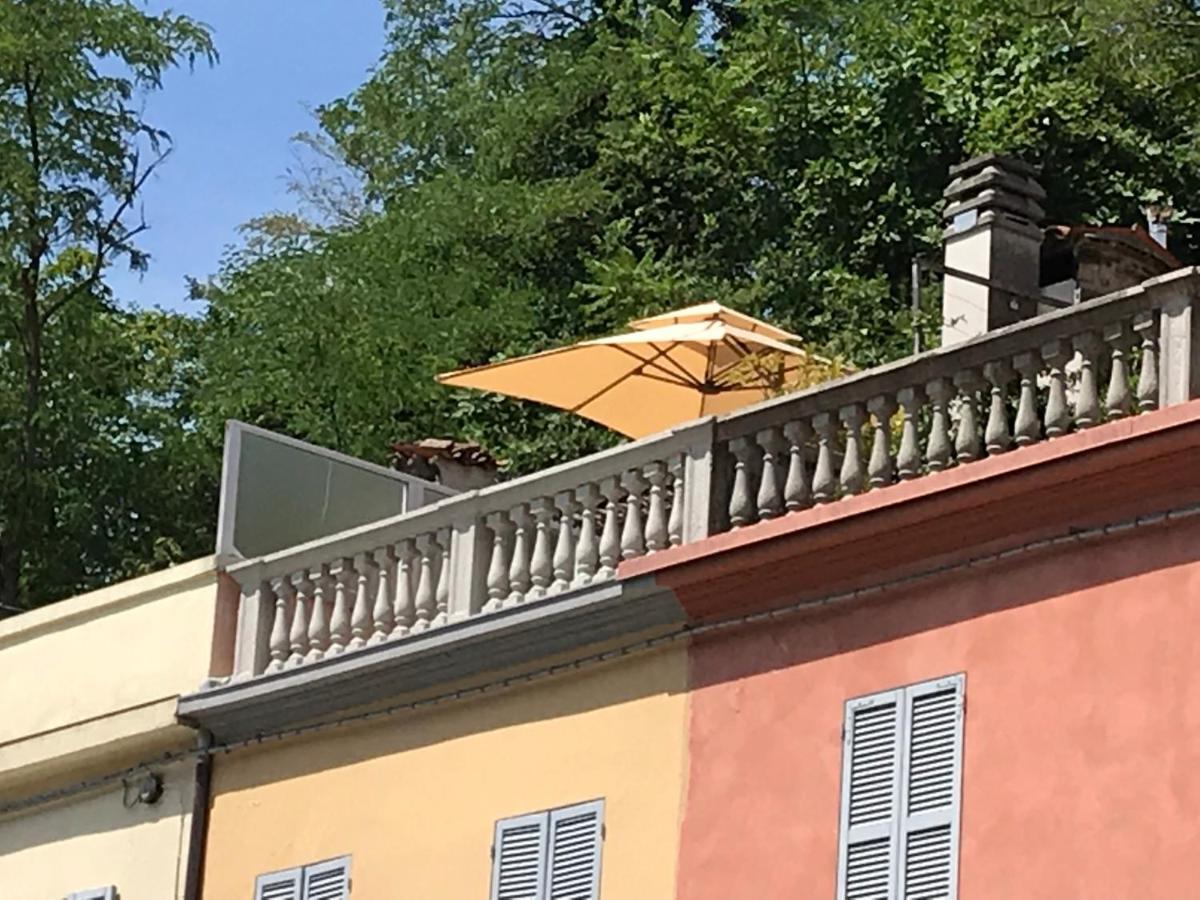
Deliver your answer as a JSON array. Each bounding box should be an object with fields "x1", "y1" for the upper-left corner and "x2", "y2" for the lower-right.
[
  {"x1": 835, "y1": 673, "x2": 965, "y2": 900},
  {"x1": 254, "y1": 854, "x2": 351, "y2": 900},
  {"x1": 490, "y1": 798, "x2": 606, "y2": 900}
]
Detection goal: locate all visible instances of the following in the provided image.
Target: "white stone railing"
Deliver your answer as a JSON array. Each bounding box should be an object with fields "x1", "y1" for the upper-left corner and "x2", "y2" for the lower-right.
[
  {"x1": 220, "y1": 269, "x2": 1200, "y2": 685},
  {"x1": 712, "y1": 269, "x2": 1200, "y2": 529},
  {"x1": 225, "y1": 419, "x2": 714, "y2": 680}
]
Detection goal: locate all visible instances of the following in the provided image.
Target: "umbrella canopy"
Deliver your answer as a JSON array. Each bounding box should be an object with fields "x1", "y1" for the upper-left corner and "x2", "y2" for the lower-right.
[{"x1": 436, "y1": 303, "x2": 838, "y2": 438}]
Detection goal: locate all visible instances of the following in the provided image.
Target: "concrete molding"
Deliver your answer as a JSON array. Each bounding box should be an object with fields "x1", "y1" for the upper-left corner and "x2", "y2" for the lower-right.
[{"x1": 177, "y1": 576, "x2": 685, "y2": 742}]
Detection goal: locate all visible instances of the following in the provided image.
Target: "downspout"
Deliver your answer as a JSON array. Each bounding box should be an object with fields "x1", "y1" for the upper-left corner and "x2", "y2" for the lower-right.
[{"x1": 183, "y1": 730, "x2": 214, "y2": 900}]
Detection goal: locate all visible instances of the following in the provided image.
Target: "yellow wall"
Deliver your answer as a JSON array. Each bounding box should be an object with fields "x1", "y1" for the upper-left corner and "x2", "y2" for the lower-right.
[
  {"x1": 203, "y1": 645, "x2": 689, "y2": 899},
  {"x1": 0, "y1": 557, "x2": 217, "y2": 784},
  {"x1": 0, "y1": 758, "x2": 196, "y2": 900},
  {"x1": 0, "y1": 558, "x2": 219, "y2": 900}
]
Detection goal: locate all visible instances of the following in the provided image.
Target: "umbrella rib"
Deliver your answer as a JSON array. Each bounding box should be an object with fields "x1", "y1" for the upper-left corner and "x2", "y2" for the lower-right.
[
  {"x1": 609, "y1": 343, "x2": 704, "y2": 388},
  {"x1": 564, "y1": 343, "x2": 705, "y2": 417},
  {"x1": 562, "y1": 345, "x2": 690, "y2": 416},
  {"x1": 647, "y1": 342, "x2": 708, "y2": 386},
  {"x1": 712, "y1": 338, "x2": 775, "y2": 388}
]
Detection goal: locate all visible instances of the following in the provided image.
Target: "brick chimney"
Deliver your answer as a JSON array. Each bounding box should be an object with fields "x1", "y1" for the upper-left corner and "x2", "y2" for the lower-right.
[{"x1": 941, "y1": 154, "x2": 1045, "y2": 346}]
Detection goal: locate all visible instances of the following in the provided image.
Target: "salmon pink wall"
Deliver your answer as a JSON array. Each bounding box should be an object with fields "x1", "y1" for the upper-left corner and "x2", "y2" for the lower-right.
[{"x1": 676, "y1": 515, "x2": 1200, "y2": 900}]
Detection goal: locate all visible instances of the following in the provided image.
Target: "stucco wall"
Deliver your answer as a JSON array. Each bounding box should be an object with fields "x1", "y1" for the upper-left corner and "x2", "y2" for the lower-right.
[
  {"x1": 0, "y1": 758, "x2": 196, "y2": 900},
  {"x1": 676, "y1": 515, "x2": 1200, "y2": 899},
  {"x1": 202, "y1": 645, "x2": 688, "y2": 899},
  {"x1": 0, "y1": 557, "x2": 217, "y2": 771}
]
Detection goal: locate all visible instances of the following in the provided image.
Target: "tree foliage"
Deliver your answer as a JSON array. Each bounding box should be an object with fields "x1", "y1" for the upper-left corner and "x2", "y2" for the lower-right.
[
  {"x1": 199, "y1": 0, "x2": 1200, "y2": 479},
  {"x1": 0, "y1": 0, "x2": 215, "y2": 608},
  {"x1": 12, "y1": 0, "x2": 1200, "y2": 608}
]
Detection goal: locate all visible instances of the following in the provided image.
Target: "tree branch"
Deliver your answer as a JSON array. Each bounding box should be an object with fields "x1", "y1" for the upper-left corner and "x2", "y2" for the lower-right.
[{"x1": 41, "y1": 148, "x2": 167, "y2": 325}]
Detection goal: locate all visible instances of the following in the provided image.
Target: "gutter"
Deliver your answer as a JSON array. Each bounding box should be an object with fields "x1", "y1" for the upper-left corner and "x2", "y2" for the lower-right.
[{"x1": 182, "y1": 730, "x2": 213, "y2": 900}]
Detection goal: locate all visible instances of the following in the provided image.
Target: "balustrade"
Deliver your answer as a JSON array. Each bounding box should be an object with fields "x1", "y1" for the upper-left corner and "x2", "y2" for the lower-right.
[
  {"x1": 225, "y1": 270, "x2": 1199, "y2": 686},
  {"x1": 227, "y1": 420, "x2": 713, "y2": 680},
  {"x1": 714, "y1": 272, "x2": 1184, "y2": 529}
]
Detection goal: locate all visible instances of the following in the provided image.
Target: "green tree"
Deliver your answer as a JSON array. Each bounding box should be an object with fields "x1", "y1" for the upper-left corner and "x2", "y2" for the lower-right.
[
  {"x1": 0, "y1": 0, "x2": 216, "y2": 609},
  {"x1": 201, "y1": 0, "x2": 1200, "y2": 480}
]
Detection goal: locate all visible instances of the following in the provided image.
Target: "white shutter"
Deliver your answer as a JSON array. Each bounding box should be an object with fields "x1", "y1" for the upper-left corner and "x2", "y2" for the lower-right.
[
  {"x1": 547, "y1": 800, "x2": 604, "y2": 900},
  {"x1": 836, "y1": 689, "x2": 903, "y2": 900},
  {"x1": 67, "y1": 889, "x2": 116, "y2": 900},
  {"x1": 254, "y1": 867, "x2": 301, "y2": 900},
  {"x1": 302, "y1": 856, "x2": 351, "y2": 900},
  {"x1": 898, "y1": 675, "x2": 964, "y2": 900},
  {"x1": 491, "y1": 810, "x2": 550, "y2": 900}
]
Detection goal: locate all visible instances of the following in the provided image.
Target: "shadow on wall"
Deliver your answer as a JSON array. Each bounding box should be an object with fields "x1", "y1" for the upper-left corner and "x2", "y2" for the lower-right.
[
  {"x1": 209, "y1": 641, "x2": 687, "y2": 794},
  {"x1": 0, "y1": 759, "x2": 196, "y2": 857},
  {"x1": 688, "y1": 510, "x2": 1200, "y2": 692}
]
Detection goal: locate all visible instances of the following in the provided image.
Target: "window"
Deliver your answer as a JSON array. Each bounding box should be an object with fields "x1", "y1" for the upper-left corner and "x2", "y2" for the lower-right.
[
  {"x1": 66, "y1": 889, "x2": 116, "y2": 900},
  {"x1": 254, "y1": 856, "x2": 351, "y2": 900},
  {"x1": 491, "y1": 799, "x2": 604, "y2": 900},
  {"x1": 836, "y1": 673, "x2": 964, "y2": 900}
]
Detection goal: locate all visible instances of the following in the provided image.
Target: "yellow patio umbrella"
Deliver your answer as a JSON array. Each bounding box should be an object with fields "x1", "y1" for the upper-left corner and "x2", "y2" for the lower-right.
[{"x1": 436, "y1": 302, "x2": 839, "y2": 439}]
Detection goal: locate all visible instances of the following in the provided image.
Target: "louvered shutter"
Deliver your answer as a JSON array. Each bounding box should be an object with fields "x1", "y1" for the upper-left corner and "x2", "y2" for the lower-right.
[
  {"x1": 254, "y1": 867, "x2": 301, "y2": 900},
  {"x1": 547, "y1": 800, "x2": 604, "y2": 900},
  {"x1": 898, "y1": 675, "x2": 964, "y2": 900},
  {"x1": 491, "y1": 811, "x2": 550, "y2": 900},
  {"x1": 302, "y1": 856, "x2": 351, "y2": 900},
  {"x1": 837, "y1": 688, "x2": 903, "y2": 900}
]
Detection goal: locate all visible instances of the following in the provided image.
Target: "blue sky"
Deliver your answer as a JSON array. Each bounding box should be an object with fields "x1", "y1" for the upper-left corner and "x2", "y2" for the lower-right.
[{"x1": 107, "y1": 1, "x2": 386, "y2": 313}]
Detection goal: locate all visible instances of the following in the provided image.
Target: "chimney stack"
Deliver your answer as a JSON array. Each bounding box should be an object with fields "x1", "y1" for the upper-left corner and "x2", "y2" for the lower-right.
[{"x1": 941, "y1": 154, "x2": 1045, "y2": 346}]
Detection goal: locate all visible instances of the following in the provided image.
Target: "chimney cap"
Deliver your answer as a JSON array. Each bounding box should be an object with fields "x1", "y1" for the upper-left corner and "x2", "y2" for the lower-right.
[{"x1": 949, "y1": 153, "x2": 1041, "y2": 179}]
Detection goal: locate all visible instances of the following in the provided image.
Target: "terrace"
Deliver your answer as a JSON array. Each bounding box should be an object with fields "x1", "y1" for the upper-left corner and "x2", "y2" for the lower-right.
[{"x1": 179, "y1": 262, "x2": 1200, "y2": 740}]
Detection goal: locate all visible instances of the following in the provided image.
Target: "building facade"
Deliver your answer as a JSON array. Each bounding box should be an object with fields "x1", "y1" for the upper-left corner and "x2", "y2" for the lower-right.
[
  {"x1": 627, "y1": 402, "x2": 1200, "y2": 899},
  {"x1": 7, "y1": 154, "x2": 1200, "y2": 900},
  {"x1": 0, "y1": 558, "x2": 223, "y2": 900}
]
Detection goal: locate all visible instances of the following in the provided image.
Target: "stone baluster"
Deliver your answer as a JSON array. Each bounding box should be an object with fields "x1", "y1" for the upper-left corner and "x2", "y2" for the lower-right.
[
  {"x1": 896, "y1": 387, "x2": 923, "y2": 479},
  {"x1": 432, "y1": 527, "x2": 451, "y2": 627},
  {"x1": 1103, "y1": 321, "x2": 1132, "y2": 419},
  {"x1": 924, "y1": 377, "x2": 954, "y2": 472},
  {"x1": 620, "y1": 469, "x2": 647, "y2": 559},
  {"x1": 983, "y1": 360, "x2": 1013, "y2": 454},
  {"x1": 326, "y1": 560, "x2": 351, "y2": 657},
  {"x1": 727, "y1": 436, "x2": 757, "y2": 527},
  {"x1": 1012, "y1": 350, "x2": 1042, "y2": 447},
  {"x1": 575, "y1": 483, "x2": 602, "y2": 584},
  {"x1": 644, "y1": 462, "x2": 670, "y2": 551},
  {"x1": 412, "y1": 534, "x2": 439, "y2": 631},
  {"x1": 507, "y1": 504, "x2": 532, "y2": 603},
  {"x1": 287, "y1": 572, "x2": 310, "y2": 668},
  {"x1": 811, "y1": 412, "x2": 839, "y2": 503},
  {"x1": 528, "y1": 497, "x2": 556, "y2": 599},
  {"x1": 597, "y1": 478, "x2": 623, "y2": 580},
  {"x1": 1072, "y1": 331, "x2": 1103, "y2": 429},
  {"x1": 1134, "y1": 311, "x2": 1158, "y2": 412},
  {"x1": 391, "y1": 538, "x2": 416, "y2": 637},
  {"x1": 551, "y1": 491, "x2": 577, "y2": 592},
  {"x1": 666, "y1": 457, "x2": 685, "y2": 547},
  {"x1": 1042, "y1": 339, "x2": 1071, "y2": 438},
  {"x1": 780, "y1": 420, "x2": 811, "y2": 511},
  {"x1": 483, "y1": 511, "x2": 512, "y2": 612},
  {"x1": 305, "y1": 564, "x2": 332, "y2": 663},
  {"x1": 838, "y1": 404, "x2": 867, "y2": 496},
  {"x1": 264, "y1": 580, "x2": 288, "y2": 674},
  {"x1": 326, "y1": 569, "x2": 351, "y2": 659},
  {"x1": 754, "y1": 427, "x2": 785, "y2": 519},
  {"x1": 348, "y1": 553, "x2": 373, "y2": 650},
  {"x1": 370, "y1": 546, "x2": 394, "y2": 645},
  {"x1": 866, "y1": 396, "x2": 895, "y2": 490},
  {"x1": 953, "y1": 370, "x2": 984, "y2": 463}
]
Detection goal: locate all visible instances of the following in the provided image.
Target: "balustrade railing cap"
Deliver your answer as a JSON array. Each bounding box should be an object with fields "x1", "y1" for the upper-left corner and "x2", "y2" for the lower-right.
[{"x1": 712, "y1": 267, "x2": 1200, "y2": 441}]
